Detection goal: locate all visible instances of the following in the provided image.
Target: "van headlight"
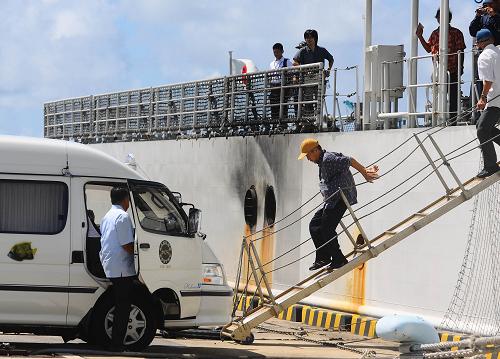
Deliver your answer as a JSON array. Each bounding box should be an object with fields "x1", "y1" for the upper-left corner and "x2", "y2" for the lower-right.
[{"x1": 202, "y1": 263, "x2": 225, "y2": 285}]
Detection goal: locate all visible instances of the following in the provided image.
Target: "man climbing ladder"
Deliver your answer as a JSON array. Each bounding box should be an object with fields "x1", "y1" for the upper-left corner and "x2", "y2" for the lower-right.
[{"x1": 298, "y1": 138, "x2": 379, "y2": 271}]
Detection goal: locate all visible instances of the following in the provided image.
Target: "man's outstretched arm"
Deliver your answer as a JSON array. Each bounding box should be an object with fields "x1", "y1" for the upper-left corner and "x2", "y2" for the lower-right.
[{"x1": 350, "y1": 158, "x2": 379, "y2": 183}]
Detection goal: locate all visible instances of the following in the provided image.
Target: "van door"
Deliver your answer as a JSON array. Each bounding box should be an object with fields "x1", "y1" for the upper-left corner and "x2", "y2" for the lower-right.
[
  {"x1": 0, "y1": 176, "x2": 70, "y2": 325},
  {"x1": 67, "y1": 179, "x2": 132, "y2": 325},
  {"x1": 129, "y1": 181, "x2": 202, "y2": 319}
]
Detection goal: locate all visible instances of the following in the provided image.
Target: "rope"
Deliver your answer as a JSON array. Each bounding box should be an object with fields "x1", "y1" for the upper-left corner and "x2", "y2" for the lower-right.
[
  {"x1": 246, "y1": 99, "x2": 483, "y2": 244},
  {"x1": 441, "y1": 125, "x2": 500, "y2": 336},
  {"x1": 261, "y1": 131, "x2": 500, "y2": 274}
]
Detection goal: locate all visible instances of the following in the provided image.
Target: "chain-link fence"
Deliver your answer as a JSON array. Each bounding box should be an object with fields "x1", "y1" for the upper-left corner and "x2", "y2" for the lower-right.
[{"x1": 44, "y1": 63, "x2": 326, "y2": 142}]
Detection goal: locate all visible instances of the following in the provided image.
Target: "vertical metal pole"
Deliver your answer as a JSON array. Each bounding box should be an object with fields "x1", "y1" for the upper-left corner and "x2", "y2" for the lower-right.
[
  {"x1": 90, "y1": 95, "x2": 95, "y2": 140},
  {"x1": 471, "y1": 43, "x2": 478, "y2": 122},
  {"x1": 364, "y1": 0, "x2": 373, "y2": 130},
  {"x1": 332, "y1": 68, "x2": 338, "y2": 125},
  {"x1": 318, "y1": 64, "x2": 325, "y2": 130},
  {"x1": 355, "y1": 65, "x2": 361, "y2": 129},
  {"x1": 438, "y1": 0, "x2": 449, "y2": 125},
  {"x1": 409, "y1": 0, "x2": 419, "y2": 128},
  {"x1": 447, "y1": 71, "x2": 451, "y2": 122},
  {"x1": 264, "y1": 72, "x2": 269, "y2": 127},
  {"x1": 456, "y1": 50, "x2": 462, "y2": 124},
  {"x1": 229, "y1": 51, "x2": 233, "y2": 75},
  {"x1": 383, "y1": 62, "x2": 391, "y2": 129},
  {"x1": 336, "y1": 97, "x2": 343, "y2": 131},
  {"x1": 279, "y1": 68, "x2": 285, "y2": 124},
  {"x1": 432, "y1": 56, "x2": 438, "y2": 126}
]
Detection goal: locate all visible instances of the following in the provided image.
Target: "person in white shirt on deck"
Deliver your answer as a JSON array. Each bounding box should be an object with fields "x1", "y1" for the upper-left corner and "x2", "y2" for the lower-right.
[
  {"x1": 99, "y1": 186, "x2": 136, "y2": 351},
  {"x1": 475, "y1": 28, "x2": 500, "y2": 178},
  {"x1": 269, "y1": 43, "x2": 294, "y2": 121}
]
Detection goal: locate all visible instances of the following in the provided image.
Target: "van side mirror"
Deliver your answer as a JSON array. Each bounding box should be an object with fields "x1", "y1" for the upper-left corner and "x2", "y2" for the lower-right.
[
  {"x1": 172, "y1": 191, "x2": 182, "y2": 204},
  {"x1": 188, "y1": 208, "x2": 202, "y2": 235}
]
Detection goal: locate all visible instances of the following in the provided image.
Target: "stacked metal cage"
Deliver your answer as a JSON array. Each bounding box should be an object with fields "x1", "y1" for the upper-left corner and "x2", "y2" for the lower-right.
[{"x1": 44, "y1": 63, "x2": 325, "y2": 142}]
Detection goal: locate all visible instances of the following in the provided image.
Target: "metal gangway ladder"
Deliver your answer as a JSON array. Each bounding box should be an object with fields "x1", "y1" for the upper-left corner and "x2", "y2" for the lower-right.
[{"x1": 221, "y1": 133, "x2": 500, "y2": 344}]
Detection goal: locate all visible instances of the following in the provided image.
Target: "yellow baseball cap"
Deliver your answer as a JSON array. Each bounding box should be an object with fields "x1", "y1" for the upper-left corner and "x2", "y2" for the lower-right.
[{"x1": 298, "y1": 138, "x2": 319, "y2": 160}]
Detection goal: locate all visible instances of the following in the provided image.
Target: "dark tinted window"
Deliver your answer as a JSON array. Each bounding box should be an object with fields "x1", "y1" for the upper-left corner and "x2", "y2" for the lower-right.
[{"x1": 0, "y1": 180, "x2": 68, "y2": 234}]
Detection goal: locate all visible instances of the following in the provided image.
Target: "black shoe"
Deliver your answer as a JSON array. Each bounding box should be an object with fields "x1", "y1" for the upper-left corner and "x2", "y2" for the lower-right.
[
  {"x1": 327, "y1": 257, "x2": 349, "y2": 270},
  {"x1": 309, "y1": 260, "x2": 330, "y2": 271},
  {"x1": 477, "y1": 167, "x2": 500, "y2": 179}
]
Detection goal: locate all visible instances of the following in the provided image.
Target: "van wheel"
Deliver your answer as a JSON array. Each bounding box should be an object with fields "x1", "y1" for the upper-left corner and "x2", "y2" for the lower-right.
[{"x1": 90, "y1": 293, "x2": 157, "y2": 351}]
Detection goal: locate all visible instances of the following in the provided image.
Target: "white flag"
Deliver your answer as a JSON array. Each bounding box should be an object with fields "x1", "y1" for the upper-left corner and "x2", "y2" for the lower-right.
[{"x1": 231, "y1": 59, "x2": 259, "y2": 75}]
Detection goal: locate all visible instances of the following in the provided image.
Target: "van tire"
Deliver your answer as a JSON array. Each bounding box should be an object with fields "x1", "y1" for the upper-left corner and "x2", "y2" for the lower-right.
[{"x1": 89, "y1": 291, "x2": 157, "y2": 351}]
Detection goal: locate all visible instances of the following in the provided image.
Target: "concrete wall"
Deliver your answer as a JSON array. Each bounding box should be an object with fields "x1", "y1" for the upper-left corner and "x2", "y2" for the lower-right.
[{"x1": 92, "y1": 126, "x2": 482, "y2": 328}]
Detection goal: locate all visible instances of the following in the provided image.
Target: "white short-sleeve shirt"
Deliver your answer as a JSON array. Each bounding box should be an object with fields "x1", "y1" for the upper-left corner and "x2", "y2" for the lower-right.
[
  {"x1": 99, "y1": 204, "x2": 136, "y2": 278},
  {"x1": 269, "y1": 57, "x2": 294, "y2": 70},
  {"x1": 269, "y1": 57, "x2": 294, "y2": 85},
  {"x1": 478, "y1": 44, "x2": 500, "y2": 108}
]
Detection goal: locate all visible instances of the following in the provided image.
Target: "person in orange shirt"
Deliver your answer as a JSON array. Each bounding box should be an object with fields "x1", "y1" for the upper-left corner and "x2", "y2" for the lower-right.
[{"x1": 416, "y1": 9, "x2": 466, "y2": 124}]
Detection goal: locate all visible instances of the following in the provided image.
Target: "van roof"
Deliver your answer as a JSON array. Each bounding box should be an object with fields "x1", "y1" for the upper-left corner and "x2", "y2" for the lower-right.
[{"x1": 0, "y1": 136, "x2": 143, "y2": 179}]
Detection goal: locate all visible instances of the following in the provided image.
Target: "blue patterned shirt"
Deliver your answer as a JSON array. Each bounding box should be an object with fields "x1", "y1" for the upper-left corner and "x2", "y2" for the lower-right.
[{"x1": 318, "y1": 151, "x2": 357, "y2": 208}]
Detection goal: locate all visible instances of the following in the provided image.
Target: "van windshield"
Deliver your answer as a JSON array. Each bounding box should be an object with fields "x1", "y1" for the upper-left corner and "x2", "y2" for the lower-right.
[{"x1": 130, "y1": 184, "x2": 187, "y2": 236}]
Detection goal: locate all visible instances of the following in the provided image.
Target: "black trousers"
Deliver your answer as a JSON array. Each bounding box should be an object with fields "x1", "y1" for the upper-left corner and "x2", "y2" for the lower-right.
[
  {"x1": 110, "y1": 276, "x2": 136, "y2": 346},
  {"x1": 476, "y1": 106, "x2": 500, "y2": 171},
  {"x1": 309, "y1": 201, "x2": 347, "y2": 263}
]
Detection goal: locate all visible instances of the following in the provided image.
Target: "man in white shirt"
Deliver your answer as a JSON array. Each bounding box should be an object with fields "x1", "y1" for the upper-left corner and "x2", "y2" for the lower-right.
[
  {"x1": 269, "y1": 43, "x2": 294, "y2": 121},
  {"x1": 476, "y1": 28, "x2": 500, "y2": 178},
  {"x1": 100, "y1": 186, "x2": 136, "y2": 350}
]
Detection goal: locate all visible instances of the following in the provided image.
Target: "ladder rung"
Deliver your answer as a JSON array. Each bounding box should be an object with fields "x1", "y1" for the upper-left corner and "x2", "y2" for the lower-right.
[{"x1": 384, "y1": 230, "x2": 397, "y2": 235}]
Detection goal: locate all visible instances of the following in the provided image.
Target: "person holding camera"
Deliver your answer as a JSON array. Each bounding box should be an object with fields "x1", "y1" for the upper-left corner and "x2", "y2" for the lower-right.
[
  {"x1": 470, "y1": 0, "x2": 500, "y2": 46},
  {"x1": 470, "y1": 0, "x2": 500, "y2": 123},
  {"x1": 293, "y1": 30, "x2": 333, "y2": 121}
]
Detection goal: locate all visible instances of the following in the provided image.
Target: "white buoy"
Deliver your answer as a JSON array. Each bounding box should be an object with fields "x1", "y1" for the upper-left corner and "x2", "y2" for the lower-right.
[{"x1": 376, "y1": 314, "x2": 439, "y2": 344}]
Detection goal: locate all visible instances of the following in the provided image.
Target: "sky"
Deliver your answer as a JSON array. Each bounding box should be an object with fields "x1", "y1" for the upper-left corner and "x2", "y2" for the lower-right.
[{"x1": 0, "y1": 0, "x2": 478, "y2": 137}]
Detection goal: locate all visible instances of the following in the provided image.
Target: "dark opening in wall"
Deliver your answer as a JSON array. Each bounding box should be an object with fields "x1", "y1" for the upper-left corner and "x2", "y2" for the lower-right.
[
  {"x1": 264, "y1": 186, "x2": 276, "y2": 226},
  {"x1": 244, "y1": 186, "x2": 258, "y2": 227}
]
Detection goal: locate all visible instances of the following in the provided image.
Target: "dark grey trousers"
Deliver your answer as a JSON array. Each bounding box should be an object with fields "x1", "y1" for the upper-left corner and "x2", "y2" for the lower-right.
[
  {"x1": 309, "y1": 201, "x2": 347, "y2": 263},
  {"x1": 110, "y1": 276, "x2": 136, "y2": 346},
  {"x1": 476, "y1": 106, "x2": 500, "y2": 170}
]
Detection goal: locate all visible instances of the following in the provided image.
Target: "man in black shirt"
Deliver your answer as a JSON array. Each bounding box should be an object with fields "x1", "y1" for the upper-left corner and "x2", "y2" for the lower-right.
[
  {"x1": 470, "y1": 0, "x2": 500, "y2": 45},
  {"x1": 293, "y1": 30, "x2": 333, "y2": 122},
  {"x1": 293, "y1": 29, "x2": 334, "y2": 71}
]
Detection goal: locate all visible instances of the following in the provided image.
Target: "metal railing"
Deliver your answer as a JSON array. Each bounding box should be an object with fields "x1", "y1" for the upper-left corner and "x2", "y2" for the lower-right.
[
  {"x1": 379, "y1": 49, "x2": 475, "y2": 129},
  {"x1": 44, "y1": 63, "x2": 327, "y2": 142}
]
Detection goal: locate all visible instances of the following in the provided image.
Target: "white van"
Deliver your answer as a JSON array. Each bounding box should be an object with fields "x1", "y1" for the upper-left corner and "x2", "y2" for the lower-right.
[{"x1": 0, "y1": 136, "x2": 232, "y2": 350}]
